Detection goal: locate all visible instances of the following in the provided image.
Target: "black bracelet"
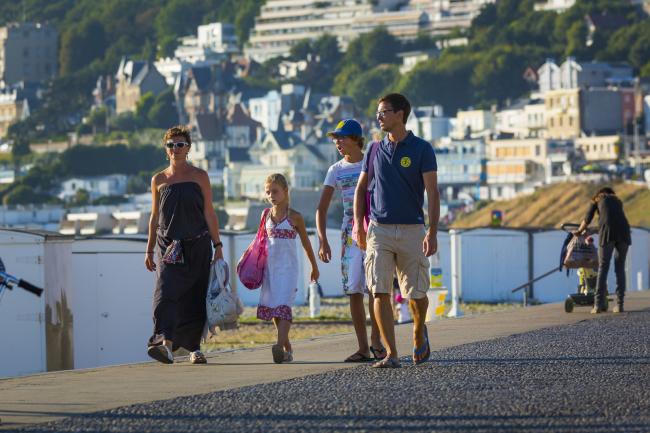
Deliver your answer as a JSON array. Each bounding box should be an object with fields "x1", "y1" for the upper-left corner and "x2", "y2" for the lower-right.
[{"x1": 213, "y1": 241, "x2": 223, "y2": 249}]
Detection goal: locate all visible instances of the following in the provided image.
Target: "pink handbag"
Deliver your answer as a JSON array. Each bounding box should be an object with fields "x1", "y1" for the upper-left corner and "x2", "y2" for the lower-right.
[{"x1": 236, "y1": 208, "x2": 270, "y2": 290}]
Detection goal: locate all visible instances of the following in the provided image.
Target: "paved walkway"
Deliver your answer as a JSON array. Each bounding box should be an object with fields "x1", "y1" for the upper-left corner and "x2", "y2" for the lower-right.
[{"x1": 2, "y1": 291, "x2": 649, "y2": 431}]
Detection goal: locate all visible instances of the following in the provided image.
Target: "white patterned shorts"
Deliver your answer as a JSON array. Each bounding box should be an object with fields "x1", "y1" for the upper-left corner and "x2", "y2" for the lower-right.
[{"x1": 341, "y1": 229, "x2": 367, "y2": 295}]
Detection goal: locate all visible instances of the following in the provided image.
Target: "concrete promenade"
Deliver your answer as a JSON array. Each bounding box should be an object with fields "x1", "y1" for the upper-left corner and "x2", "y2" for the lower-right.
[{"x1": 1, "y1": 291, "x2": 649, "y2": 432}]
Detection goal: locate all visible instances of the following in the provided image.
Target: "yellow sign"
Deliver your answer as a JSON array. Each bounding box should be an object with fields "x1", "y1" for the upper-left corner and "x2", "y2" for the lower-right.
[{"x1": 400, "y1": 156, "x2": 411, "y2": 168}]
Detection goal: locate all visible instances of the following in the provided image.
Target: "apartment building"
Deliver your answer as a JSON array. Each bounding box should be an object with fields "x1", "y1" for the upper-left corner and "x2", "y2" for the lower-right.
[
  {"x1": 544, "y1": 88, "x2": 581, "y2": 139},
  {"x1": 245, "y1": 0, "x2": 406, "y2": 61},
  {"x1": 574, "y1": 135, "x2": 620, "y2": 162},
  {"x1": 0, "y1": 22, "x2": 58, "y2": 86},
  {"x1": 410, "y1": 0, "x2": 495, "y2": 36}
]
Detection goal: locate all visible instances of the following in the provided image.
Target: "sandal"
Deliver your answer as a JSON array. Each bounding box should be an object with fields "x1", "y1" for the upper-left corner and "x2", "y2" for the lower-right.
[
  {"x1": 412, "y1": 325, "x2": 430, "y2": 365},
  {"x1": 345, "y1": 352, "x2": 373, "y2": 363},
  {"x1": 370, "y1": 345, "x2": 387, "y2": 360},
  {"x1": 189, "y1": 350, "x2": 207, "y2": 364},
  {"x1": 283, "y1": 350, "x2": 293, "y2": 363},
  {"x1": 371, "y1": 357, "x2": 401, "y2": 369}
]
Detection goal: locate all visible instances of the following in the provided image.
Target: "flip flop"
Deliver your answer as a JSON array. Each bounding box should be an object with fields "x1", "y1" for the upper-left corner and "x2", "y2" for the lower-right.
[
  {"x1": 344, "y1": 352, "x2": 373, "y2": 362},
  {"x1": 412, "y1": 325, "x2": 430, "y2": 365},
  {"x1": 370, "y1": 345, "x2": 387, "y2": 360}
]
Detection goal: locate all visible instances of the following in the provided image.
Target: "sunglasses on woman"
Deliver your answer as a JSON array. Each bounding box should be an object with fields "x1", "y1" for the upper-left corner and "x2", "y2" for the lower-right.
[{"x1": 165, "y1": 141, "x2": 189, "y2": 149}]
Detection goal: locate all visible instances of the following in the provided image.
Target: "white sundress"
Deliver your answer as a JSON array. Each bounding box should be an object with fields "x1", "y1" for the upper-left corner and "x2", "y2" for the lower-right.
[{"x1": 257, "y1": 213, "x2": 298, "y2": 321}]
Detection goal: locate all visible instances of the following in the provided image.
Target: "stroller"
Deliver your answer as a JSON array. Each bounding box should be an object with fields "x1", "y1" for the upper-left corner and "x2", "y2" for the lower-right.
[{"x1": 560, "y1": 223, "x2": 609, "y2": 313}]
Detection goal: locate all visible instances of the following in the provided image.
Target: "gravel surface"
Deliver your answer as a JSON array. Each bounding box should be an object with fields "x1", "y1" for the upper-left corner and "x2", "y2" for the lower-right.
[{"x1": 15, "y1": 310, "x2": 650, "y2": 433}]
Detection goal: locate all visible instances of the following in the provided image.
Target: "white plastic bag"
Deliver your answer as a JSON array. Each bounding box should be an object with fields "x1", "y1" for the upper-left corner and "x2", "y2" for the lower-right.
[{"x1": 205, "y1": 259, "x2": 244, "y2": 335}]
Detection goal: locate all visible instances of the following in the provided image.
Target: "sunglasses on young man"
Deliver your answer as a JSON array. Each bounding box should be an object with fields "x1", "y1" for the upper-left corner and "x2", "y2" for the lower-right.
[{"x1": 165, "y1": 141, "x2": 189, "y2": 149}]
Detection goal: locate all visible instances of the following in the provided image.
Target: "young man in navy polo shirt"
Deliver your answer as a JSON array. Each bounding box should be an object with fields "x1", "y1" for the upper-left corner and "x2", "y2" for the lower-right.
[{"x1": 354, "y1": 93, "x2": 440, "y2": 368}]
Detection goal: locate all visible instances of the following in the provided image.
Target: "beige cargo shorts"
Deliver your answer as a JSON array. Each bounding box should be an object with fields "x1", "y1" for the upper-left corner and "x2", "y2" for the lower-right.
[{"x1": 364, "y1": 221, "x2": 429, "y2": 299}]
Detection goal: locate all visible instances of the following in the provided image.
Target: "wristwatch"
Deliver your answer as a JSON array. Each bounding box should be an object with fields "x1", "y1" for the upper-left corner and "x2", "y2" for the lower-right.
[{"x1": 213, "y1": 241, "x2": 223, "y2": 249}]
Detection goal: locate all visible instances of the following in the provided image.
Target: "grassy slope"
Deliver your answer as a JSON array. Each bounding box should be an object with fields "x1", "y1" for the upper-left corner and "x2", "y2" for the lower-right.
[{"x1": 451, "y1": 182, "x2": 650, "y2": 229}]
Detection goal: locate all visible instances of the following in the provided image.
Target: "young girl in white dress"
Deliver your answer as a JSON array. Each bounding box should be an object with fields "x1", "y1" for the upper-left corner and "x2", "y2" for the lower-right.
[{"x1": 258, "y1": 173, "x2": 319, "y2": 363}]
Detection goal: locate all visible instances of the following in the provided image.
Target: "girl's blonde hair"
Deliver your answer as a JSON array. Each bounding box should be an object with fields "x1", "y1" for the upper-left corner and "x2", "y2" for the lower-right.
[
  {"x1": 265, "y1": 173, "x2": 290, "y2": 205},
  {"x1": 265, "y1": 173, "x2": 289, "y2": 190}
]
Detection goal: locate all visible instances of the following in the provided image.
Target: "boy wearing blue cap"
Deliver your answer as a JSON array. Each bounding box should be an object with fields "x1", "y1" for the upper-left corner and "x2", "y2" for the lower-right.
[{"x1": 316, "y1": 119, "x2": 386, "y2": 362}]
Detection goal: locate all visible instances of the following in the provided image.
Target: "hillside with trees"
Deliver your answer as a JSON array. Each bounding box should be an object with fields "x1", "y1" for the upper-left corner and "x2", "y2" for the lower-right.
[
  {"x1": 4, "y1": 0, "x2": 650, "y2": 143},
  {"x1": 1, "y1": 0, "x2": 264, "y2": 142}
]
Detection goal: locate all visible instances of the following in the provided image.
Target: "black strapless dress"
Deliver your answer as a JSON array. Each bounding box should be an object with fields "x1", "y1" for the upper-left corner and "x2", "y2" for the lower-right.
[{"x1": 148, "y1": 182, "x2": 211, "y2": 352}]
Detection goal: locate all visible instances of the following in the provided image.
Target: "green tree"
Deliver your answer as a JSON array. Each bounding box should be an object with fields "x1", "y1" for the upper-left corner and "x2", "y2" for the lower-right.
[
  {"x1": 3, "y1": 185, "x2": 40, "y2": 205},
  {"x1": 136, "y1": 92, "x2": 155, "y2": 120},
  {"x1": 147, "y1": 89, "x2": 178, "y2": 128},
  {"x1": 88, "y1": 106, "x2": 108, "y2": 133},
  {"x1": 10, "y1": 136, "x2": 31, "y2": 160},
  {"x1": 93, "y1": 195, "x2": 128, "y2": 205},
  {"x1": 344, "y1": 65, "x2": 399, "y2": 116},
  {"x1": 471, "y1": 45, "x2": 530, "y2": 104},
  {"x1": 69, "y1": 189, "x2": 90, "y2": 207},
  {"x1": 289, "y1": 40, "x2": 313, "y2": 60},
  {"x1": 59, "y1": 19, "x2": 106, "y2": 75}
]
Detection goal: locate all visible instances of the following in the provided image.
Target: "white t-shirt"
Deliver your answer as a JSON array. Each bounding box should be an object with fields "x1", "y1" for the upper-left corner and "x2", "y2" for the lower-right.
[{"x1": 323, "y1": 159, "x2": 363, "y2": 231}]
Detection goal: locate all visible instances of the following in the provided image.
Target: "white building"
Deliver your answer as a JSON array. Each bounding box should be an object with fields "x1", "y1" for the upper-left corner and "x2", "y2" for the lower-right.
[
  {"x1": 406, "y1": 105, "x2": 452, "y2": 141},
  {"x1": 225, "y1": 129, "x2": 331, "y2": 200},
  {"x1": 398, "y1": 49, "x2": 437, "y2": 74},
  {"x1": 248, "y1": 84, "x2": 307, "y2": 131},
  {"x1": 410, "y1": 0, "x2": 495, "y2": 36},
  {"x1": 453, "y1": 109, "x2": 495, "y2": 139},
  {"x1": 533, "y1": 0, "x2": 576, "y2": 12},
  {"x1": 248, "y1": 90, "x2": 283, "y2": 131},
  {"x1": 197, "y1": 22, "x2": 238, "y2": 54},
  {"x1": 245, "y1": 0, "x2": 407, "y2": 61},
  {"x1": 155, "y1": 22, "x2": 238, "y2": 86},
  {"x1": 0, "y1": 205, "x2": 65, "y2": 232},
  {"x1": 174, "y1": 22, "x2": 238, "y2": 62},
  {"x1": 58, "y1": 175, "x2": 128, "y2": 202},
  {"x1": 495, "y1": 98, "x2": 546, "y2": 139},
  {"x1": 537, "y1": 58, "x2": 634, "y2": 92}
]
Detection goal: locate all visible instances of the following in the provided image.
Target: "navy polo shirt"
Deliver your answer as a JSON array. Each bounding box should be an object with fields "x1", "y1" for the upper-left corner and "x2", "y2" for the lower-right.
[{"x1": 362, "y1": 131, "x2": 437, "y2": 225}]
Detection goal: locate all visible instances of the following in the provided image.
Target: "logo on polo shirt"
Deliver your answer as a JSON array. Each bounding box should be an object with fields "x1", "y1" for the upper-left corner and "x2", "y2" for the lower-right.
[{"x1": 400, "y1": 156, "x2": 411, "y2": 168}]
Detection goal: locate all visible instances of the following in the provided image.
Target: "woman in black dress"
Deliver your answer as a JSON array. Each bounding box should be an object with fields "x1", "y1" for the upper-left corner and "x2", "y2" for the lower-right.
[
  {"x1": 575, "y1": 187, "x2": 631, "y2": 314},
  {"x1": 145, "y1": 125, "x2": 223, "y2": 364}
]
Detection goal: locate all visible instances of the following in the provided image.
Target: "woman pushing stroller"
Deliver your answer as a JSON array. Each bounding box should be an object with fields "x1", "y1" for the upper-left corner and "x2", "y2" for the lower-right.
[{"x1": 574, "y1": 187, "x2": 631, "y2": 314}]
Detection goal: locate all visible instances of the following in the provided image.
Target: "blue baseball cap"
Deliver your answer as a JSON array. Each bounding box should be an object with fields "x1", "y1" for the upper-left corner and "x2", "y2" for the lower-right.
[{"x1": 326, "y1": 119, "x2": 363, "y2": 138}]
